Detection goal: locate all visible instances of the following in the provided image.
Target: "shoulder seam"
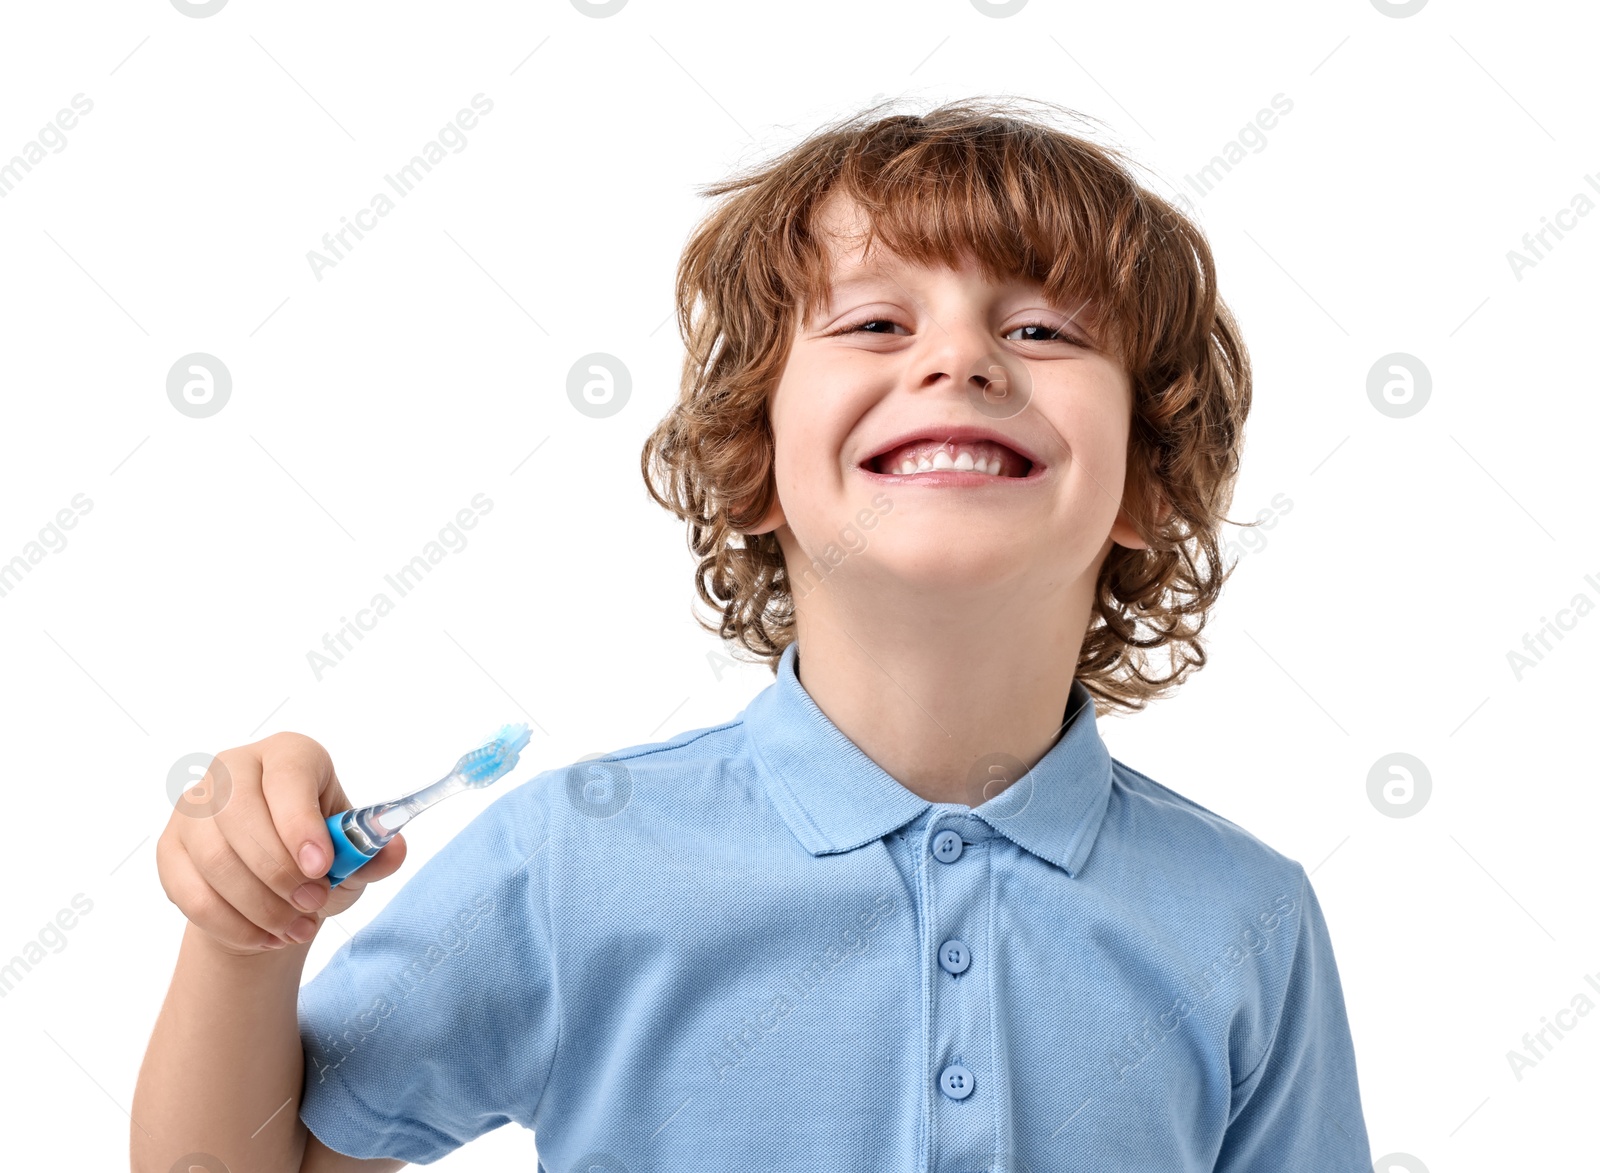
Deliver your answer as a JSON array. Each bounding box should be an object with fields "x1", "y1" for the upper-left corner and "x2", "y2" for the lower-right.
[
  {"x1": 1112, "y1": 759, "x2": 1300, "y2": 871},
  {"x1": 1111, "y1": 757, "x2": 1235, "y2": 826},
  {"x1": 1231, "y1": 864, "x2": 1310, "y2": 1091},
  {"x1": 587, "y1": 718, "x2": 744, "y2": 765}
]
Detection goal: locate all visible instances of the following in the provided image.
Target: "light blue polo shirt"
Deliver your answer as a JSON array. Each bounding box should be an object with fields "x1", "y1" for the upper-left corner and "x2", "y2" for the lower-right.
[{"x1": 297, "y1": 641, "x2": 1371, "y2": 1170}]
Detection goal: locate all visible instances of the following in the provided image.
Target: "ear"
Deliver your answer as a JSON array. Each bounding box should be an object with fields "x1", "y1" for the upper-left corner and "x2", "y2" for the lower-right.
[
  {"x1": 1108, "y1": 492, "x2": 1170, "y2": 552},
  {"x1": 739, "y1": 493, "x2": 787, "y2": 537}
]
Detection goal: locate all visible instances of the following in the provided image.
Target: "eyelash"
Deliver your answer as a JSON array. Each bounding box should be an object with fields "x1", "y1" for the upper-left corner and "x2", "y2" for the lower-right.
[{"x1": 832, "y1": 318, "x2": 1085, "y2": 346}]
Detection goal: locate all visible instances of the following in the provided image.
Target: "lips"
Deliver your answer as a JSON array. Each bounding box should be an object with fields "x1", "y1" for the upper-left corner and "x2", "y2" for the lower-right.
[{"x1": 859, "y1": 425, "x2": 1042, "y2": 478}]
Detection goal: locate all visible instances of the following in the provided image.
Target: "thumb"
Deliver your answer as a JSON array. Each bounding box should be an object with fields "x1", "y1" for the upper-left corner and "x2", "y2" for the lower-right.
[
  {"x1": 259, "y1": 734, "x2": 346, "y2": 880},
  {"x1": 349, "y1": 831, "x2": 408, "y2": 887},
  {"x1": 322, "y1": 831, "x2": 408, "y2": 913}
]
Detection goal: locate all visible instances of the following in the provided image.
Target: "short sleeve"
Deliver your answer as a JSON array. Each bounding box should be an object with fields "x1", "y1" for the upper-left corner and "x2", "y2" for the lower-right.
[
  {"x1": 296, "y1": 773, "x2": 558, "y2": 1166},
  {"x1": 1214, "y1": 867, "x2": 1373, "y2": 1171}
]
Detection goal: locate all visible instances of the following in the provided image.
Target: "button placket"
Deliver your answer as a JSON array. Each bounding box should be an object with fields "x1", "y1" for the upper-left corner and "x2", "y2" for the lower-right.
[{"x1": 924, "y1": 816, "x2": 993, "y2": 1169}]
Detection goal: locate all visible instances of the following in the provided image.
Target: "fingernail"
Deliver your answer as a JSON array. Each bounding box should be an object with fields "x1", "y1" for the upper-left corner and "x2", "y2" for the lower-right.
[
  {"x1": 263, "y1": 936, "x2": 288, "y2": 950},
  {"x1": 292, "y1": 882, "x2": 326, "y2": 913},
  {"x1": 285, "y1": 917, "x2": 317, "y2": 943},
  {"x1": 298, "y1": 843, "x2": 325, "y2": 875}
]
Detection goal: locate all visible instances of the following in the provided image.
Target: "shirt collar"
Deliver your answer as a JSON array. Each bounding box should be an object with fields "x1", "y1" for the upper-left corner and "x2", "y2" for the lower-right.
[{"x1": 739, "y1": 642, "x2": 1115, "y2": 877}]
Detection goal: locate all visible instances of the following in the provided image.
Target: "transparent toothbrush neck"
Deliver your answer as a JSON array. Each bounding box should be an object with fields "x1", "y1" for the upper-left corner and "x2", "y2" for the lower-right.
[{"x1": 350, "y1": 770, "x2": 467, "y2": 848}]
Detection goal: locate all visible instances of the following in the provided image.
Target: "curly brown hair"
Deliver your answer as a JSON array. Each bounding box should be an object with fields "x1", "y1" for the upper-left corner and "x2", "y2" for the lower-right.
[{"x1": 640, "y1": 96, "x2": 1253, "y2": 715}]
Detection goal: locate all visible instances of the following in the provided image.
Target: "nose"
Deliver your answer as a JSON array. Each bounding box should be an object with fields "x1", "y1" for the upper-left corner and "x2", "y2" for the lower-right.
[{"x1": 913, "y1": 318, "x2": 1032, "y2": 420}]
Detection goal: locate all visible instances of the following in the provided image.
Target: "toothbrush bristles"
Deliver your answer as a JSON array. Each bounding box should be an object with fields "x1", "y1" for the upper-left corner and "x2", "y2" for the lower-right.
[{"x1": 454, "y1": 721, "x2": 533, "y2": 786}]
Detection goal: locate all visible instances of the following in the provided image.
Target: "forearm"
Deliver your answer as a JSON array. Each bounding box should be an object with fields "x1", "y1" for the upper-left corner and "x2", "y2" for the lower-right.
[{"x1": 131, "y1": 922, "x2": 314, "y2": 1173}]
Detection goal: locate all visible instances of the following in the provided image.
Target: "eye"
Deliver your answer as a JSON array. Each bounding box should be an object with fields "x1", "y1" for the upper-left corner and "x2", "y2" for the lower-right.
[
  {"x1": 1005, "y1": 322, "x2": 1086, "y2": 346},
  {"x1": 830, "y1": 318, "x2": 1086, "y2": 345},
  {"x1": 831, "y1": 317, "x2": 907, "y2": 337}
]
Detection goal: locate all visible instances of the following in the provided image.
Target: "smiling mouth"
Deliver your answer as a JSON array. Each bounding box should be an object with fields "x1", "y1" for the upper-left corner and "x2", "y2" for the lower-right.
[{"x1": 863, "y1": 438, "x2": 1035, "y2": 478}]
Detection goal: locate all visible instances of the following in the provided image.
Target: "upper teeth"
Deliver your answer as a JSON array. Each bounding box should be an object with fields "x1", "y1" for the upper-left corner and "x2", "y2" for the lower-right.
[{"x1": 888, "y1": 446, "x2": 1005, "y2": 476}]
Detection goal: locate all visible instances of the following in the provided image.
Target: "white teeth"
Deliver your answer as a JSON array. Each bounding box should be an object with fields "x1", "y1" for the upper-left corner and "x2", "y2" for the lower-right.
[{"x1": 883, "y1": 446, "x2": 1010, "y2": 477}]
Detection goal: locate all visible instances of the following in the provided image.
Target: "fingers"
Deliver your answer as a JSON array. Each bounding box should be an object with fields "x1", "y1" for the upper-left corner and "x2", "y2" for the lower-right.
[
  {"x1": 313, "y1": 832, "x2": 408, "y2": 916},
  {"x1": 257, "y1": 733, "x2": 345, "y2": 881},
  {"x1": 157, "y1": 832, "x2": 293, "y2": 954},
  {"x1": 157, "y1": 732, "x2": 410, "y2": 956},
  {"x1": 196, "y1": 814, "x2": 322, "y2": 945},
  {"x1": 353, "y1": 832, "x2": 407, "y2": 886},
  {"x1": 210, "y1": 743, "x2": 327, "y2": 917}
]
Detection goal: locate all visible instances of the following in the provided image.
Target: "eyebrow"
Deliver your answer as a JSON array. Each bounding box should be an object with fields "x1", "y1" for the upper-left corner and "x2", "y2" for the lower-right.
[
  {"x1": 822, "y1": 263, "x2": 896, "y2": 299},
  {"x1": 804, "y1": 264, "x2": 893, "y2": 325}
]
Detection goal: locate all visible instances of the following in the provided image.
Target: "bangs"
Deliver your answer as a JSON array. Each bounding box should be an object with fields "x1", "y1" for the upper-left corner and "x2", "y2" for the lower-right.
[{"x1": 793, "y1": 124, "x2": 1132, "y2": 359}]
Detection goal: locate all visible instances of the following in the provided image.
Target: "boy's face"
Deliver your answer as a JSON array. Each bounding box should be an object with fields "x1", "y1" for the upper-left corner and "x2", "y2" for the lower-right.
[{"x1": 745, "y1": 194, "x2": 1150, "y2": 604}]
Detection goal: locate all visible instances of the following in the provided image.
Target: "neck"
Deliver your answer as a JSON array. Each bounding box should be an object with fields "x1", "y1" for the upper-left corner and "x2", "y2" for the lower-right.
[{"x1": 782, "y1": 542, "x2": 1102, "y2": 808}]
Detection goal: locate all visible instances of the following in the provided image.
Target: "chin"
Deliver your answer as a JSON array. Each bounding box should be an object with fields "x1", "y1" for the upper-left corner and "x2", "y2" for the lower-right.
[{"x1": 855, "y1": 539, "x2": 1031, "y2": 596}]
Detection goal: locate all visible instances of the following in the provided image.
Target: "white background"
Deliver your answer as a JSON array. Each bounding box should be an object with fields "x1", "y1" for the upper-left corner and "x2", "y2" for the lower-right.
[{"x1": 0, "y1": 1, "x2": 1595, "y2": 1169}]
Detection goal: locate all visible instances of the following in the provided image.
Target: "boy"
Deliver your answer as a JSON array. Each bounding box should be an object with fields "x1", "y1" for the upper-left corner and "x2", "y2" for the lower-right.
[{"x1": 133, "y1": 98, "x2": 1372, "y2": 1171}]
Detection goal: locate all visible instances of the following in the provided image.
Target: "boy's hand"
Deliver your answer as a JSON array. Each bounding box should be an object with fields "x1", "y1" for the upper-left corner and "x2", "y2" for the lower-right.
[{"x1": 156, "y1": 731, "x2": 407, "y2": 957}]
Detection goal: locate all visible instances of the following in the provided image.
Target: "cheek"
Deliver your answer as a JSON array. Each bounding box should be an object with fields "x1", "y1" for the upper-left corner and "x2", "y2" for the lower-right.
[
  {"x1": 1057, "y1": 376, "x2": 1131, "y2": 469},
  {"x1": 766, "y1": 393, "x2": 828, "y2": 528},
  {"x1": 774, "y1": 365, "x2": 855, "y2": 477},
  {"x1": 1054, "y1": 402, "x2": 1122, "y2": 470}
]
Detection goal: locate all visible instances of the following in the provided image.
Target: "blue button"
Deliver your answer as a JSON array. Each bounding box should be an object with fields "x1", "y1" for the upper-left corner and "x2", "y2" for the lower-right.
[
  {"x1": 932, "y1": 829, "x2": 963, "y2": 863},
  {"x1": 938, "y1": 939, "x2": 970, "y2": 975},
  {"x1": 939, "y1": 1063, "x2": 975, "y2": 1100}
]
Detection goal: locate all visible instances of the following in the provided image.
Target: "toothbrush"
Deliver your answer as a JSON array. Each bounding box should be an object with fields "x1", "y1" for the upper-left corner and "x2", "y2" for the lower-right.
[{"x1": 322, "y1": 722, "x2": 533, "y2": 888}]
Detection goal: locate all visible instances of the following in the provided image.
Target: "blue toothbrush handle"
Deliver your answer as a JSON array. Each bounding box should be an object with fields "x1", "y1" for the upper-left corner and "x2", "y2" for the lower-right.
[{"x1": 324, "y1": 812, "x2": 376, "y2": 888}]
